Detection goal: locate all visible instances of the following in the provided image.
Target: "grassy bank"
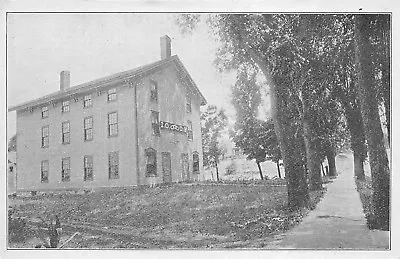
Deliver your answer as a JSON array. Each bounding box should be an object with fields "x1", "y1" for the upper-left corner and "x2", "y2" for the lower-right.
[{"x1": 9, "y1": 180, "x2": 325, "y2": 249}]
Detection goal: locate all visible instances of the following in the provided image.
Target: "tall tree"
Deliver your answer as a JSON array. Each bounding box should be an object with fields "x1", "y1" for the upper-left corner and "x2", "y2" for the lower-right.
[
  {"x1": 329, "y1": 15, "x2": 368, "y2": 180},
  {"x1": 369, "y1": 15, "x2": 391, "y2": 146},
  {"x1": 201, "y1": 105, "x2": 228, "y2": 181},
  {"x1": 230, "y1": 69, "x2": 267, "y2": 180},
  {"x1": 263, "y1": 119, "x2": 282, "y2": 178},
  {"x1": 177, "y1": 14, "x2": 311, "y2": 208},
  {"x1": 354, "y1": 14, "x2": 390, "y2": 230}
]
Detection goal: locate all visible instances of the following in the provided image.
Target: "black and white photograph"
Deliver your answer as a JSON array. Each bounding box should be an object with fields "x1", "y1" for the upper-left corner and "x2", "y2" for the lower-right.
[{"x1": 4, "y1": 7, "x2": 395, "y2": 257}]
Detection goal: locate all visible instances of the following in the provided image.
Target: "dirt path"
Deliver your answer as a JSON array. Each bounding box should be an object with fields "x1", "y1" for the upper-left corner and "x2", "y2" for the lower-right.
[{"x1": 263, "y1": 152, "x2": 389, "y2": 249}]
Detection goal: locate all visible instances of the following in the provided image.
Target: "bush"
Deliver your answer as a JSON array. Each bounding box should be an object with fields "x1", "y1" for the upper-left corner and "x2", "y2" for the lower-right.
[{"x1": 225, "y1": 160, "x2": 237, "y2": 175}]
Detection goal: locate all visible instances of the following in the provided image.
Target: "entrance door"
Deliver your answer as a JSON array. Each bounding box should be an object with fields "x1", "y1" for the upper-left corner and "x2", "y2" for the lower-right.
[
  {"x1": 181, "y1": 153, "x2": 189, "y2": 181},
  {"x1": 162, "y1": 152, "x2": 172, "y2": 183}
]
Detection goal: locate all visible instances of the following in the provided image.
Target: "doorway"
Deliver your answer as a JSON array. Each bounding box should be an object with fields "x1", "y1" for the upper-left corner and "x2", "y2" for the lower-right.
[
  {"x1": 181, "y1": 153, "x2": 189, "y2": 181},
  {"x1": 162, "y1": 152, "x2": 172, "y2": 183}
]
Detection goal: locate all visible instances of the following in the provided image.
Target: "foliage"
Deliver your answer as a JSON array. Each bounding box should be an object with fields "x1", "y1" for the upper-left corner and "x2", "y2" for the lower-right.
[
  {"x1": 230, "y1": 69, "x2": 266, "y2": 164},
  {"x1": 201, "y1": 105, "x2": 228, "y2": 168},
  {"x1": 225, "y1": 160, "x2": 237, "y2": 175},
  {"x1": 354, "y1": 14, "x2": 390, "y2": 230},
  {"x1": 176, "y1": 14, "x2": 390, "y2": 211}
]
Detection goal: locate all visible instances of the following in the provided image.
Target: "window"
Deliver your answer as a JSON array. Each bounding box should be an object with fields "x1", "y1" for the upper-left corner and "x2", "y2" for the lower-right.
[
  {"x1": 62, "y1": 121, "x2": 70, "y2": 144},
  {"x1": 41, "y1": 160, "x2": 49, "y2": 183},
  {"x1": 107, "y1": 88, "x2": 117, "y2": 102},
  {"x1": 193, "y1": 152, "x2": 200, "y2": 174},
  {"x1": 186, "y1": 94, "x2": 192, "y2": 113},
  {"x1": 83, "y1": 94, "x2": 92, "y2": 108},
  {"x1": 62, "y1": 100, "x2": 70, "y2": 113},
  {"x1": 151, "y1": 111, "x2": 160, "y2": 136},
  {"x1": 108, "y1": 112, "x2": 118, "y2": 137},
  {"x1": 84, "y1": 155, "x2": 93, "y2": 181},
  {"x1": 150, "y1": 80, "x2": 158, "y2": 101},
  {"x1": 84, "y1": 116, "x2": 93, "y2": 141},
  {"x1": 41, "y1": 126, "x2": 49, "y2": 148},
  {"x1": 62, "y1": 157, "x2": 71, "y2": 182},
  {"x1": 41, "y1": 106, "x2": 48, "y2": 118},
  {"x1": 187, "y1": 120, "x2": 193, "y2": 141},
  {"x1": 145, "y1": 148, "x2": 157, "y2": 177},
  {"x1": 108, "y1": 151, "x2": 119, "y2": 179}
]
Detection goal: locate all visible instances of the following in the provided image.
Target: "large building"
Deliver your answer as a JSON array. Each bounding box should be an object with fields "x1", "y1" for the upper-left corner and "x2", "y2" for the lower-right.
[{"x1": 8, "y1": 35, "x2": 207, "y2": 192}]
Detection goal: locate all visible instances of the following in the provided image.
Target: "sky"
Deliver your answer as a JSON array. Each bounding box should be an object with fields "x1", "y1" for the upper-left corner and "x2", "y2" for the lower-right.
[{"x1": 6, "y1": 13, "x2": 240, "y2": 138}]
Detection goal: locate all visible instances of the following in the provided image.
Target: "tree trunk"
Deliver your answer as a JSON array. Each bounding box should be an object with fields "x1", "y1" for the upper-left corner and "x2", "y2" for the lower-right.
[
  {"x1": 340, "y1": 86, "x2": 366, "y2": 180},
  {"x1": 381, "y1": 22, "x2": 390, "y2": 147},
  {"x1": 276, "y1": 161, "x2": 282, "y2": 178},
  {"x1": 215, "y1": 162, "x2": 220, "y2": 181},
  {"x1": 239, "y1": 20, "x2": 309, "y2": 209},
  {"x1": 269, "y1": 79, "x2": 309, "y2": 209},
  {"x1": 326, "y1": 144, "x2": 337, "y2": 177},
  {"x1": 256, "y1": 161, "x2": 264, "y2": 180},
  {"x1": 353, "y1": 152, "x2": 365, "y2": 181},
  {"x1": 383, "y1": 92, "x2": 390, "y2": 147},
  {"x1": 355, "y1": 14, "x2": 390, "y2": 230},
  {"x1": 320, "y1": 163, "x2": 326, "y2": 176},
  {"x1": 302, "y1": 119, "x2": 323, "y2": 190}
]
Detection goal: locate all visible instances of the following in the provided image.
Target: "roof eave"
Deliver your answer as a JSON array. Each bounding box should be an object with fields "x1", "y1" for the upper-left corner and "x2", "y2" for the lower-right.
[
  {"x1": 172, "y1": 56, "x2": 207, "y2": 106},
  {"x1": 8, "y1": 55, "x2": 207, "y2": 111}
]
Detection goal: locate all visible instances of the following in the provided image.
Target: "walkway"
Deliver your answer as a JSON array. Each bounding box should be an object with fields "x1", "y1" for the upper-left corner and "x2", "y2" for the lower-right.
[{"x1": 266, "y1": 153, "x2": 389, "y2": 250}]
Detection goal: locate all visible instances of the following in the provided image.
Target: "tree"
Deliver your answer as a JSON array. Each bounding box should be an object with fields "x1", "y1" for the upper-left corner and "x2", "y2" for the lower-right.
[
  {"x1": 232, "y1": 119, "x2": 271, "y2": 180},
  {"x1": 354, "y1": 14, "x2": 390, "y2": 230},
  {"x1": 176, "y1": 14, "x2": 390, "y2": 212},
  {"x1": 201, "y1": 105, "x2": 228, "y2": 181},
  {"x1": 333, "y1": 72, "x2": 367, "y2": 180},
  {"x1": 230, "y1": 69, "x2": 267, "y2": 180},
  {"x1": 263, "y1": 119, "x2": 282, "y2": 178},
  {"x1": 177, "y1": 14, "x2": 311, "y2": 208},
  {"x1": 328, "y1": 15, "x2": 368, "y2": 180},
  {"x1": 369, "y1": 15, "x2": 390, "y2": 146}
]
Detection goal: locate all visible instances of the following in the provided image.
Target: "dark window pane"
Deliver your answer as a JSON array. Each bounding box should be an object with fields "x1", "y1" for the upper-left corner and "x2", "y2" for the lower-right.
[
  {"x1": 62, "y1": 158, "x2": 70, "y2": 182},
  {"x1": 108, "y1": 152, "x2": 119, "y2": 179},
  {"x1": 150, "y1": 81, "x2": 158, "y2": 101},
  {"x1": 145, "y1": 148, "x2": 157, "y2": 177},
  {"x1": 84, "y1": 156, "x2": 93, "y2": 181},
  {"x1": 84, "y1": 95, "x2": 92, "y2": 107},
  {"x1": 108, "y1": 112, "x2": 118, "y2": 137},
  {"x1": 41, "y1": 160, "x2": 49, "y2": 183},
  {"x1": 151, "y1": 111, "x2": 160, "y2": 136},
  {"x1": 62, "y1": 100, "x2": 70, "y2": 113},
  {"x1": 107, "y1": 88, "x2": 117, "y2": 101},
  {"x1": 84, "y1": 117, "x2": 93, "y2": 141},
  {"x1": 41, "y1": 107, "x2": 48, "y2": 118}
]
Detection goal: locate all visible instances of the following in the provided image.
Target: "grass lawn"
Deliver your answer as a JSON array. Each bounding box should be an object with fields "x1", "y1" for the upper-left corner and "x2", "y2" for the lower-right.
[{"x1": 8, "y1": 180, "x2": 325, "y2": 249}]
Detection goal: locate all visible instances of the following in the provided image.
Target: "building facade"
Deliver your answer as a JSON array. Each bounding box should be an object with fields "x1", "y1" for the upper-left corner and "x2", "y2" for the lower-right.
[{"x1": 8, "y1": 36, "x2": 207, "y2": 192}]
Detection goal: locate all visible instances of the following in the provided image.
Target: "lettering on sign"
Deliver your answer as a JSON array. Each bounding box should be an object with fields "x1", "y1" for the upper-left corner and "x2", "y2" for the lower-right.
[{"x1": 160, "y1": 121, "x2": 188, "y2": 134}]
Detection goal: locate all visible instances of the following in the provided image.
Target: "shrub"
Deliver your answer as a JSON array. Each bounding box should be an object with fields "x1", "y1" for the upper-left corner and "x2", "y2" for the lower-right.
[{"x1": 225, "y1": 160, "x2": 237, "y2": 175}]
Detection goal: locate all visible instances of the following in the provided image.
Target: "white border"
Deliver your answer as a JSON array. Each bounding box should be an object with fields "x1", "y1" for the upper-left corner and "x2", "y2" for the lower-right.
[{"x1": 1, "y1": 1, "x2": 399, "y2": 259}]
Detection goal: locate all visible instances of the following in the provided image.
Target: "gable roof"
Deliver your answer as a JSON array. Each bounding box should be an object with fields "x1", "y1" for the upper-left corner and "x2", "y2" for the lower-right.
[{"x1": 8, "y1": 55, "x2": 207, "y2": 112}]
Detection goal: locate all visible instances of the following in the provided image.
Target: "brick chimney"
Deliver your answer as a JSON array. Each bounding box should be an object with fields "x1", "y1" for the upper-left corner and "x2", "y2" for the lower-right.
[
  {"x1": 160, "y1": 35, "x2": 171, "y2": 60},
  {"x1": 60, "y1": 70, "x2": 70, "y2": 91}
]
